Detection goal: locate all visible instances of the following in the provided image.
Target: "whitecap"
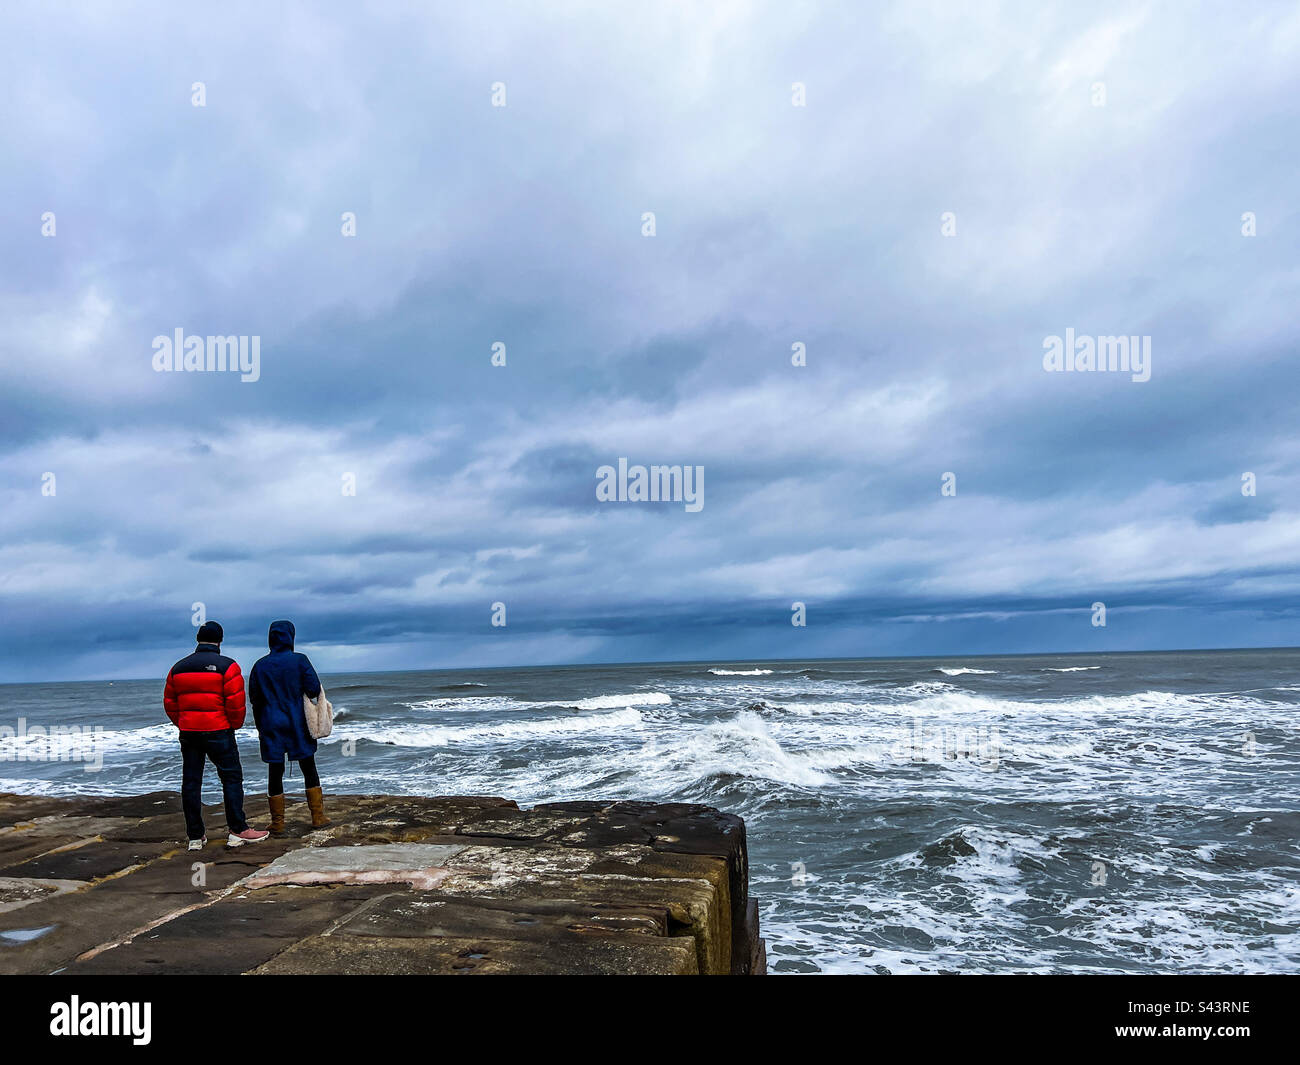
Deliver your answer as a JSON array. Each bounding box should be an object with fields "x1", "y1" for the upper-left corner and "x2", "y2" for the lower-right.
[
  {"x1": 402, "y1": 695, "x2": 527, "y2": 713},
  {"x1": 352, "y1": 707, "x2": 645, "y2": 748},
  {"x1": 572, "y1": 691, "x2": 672, "y2": 710},
  {"x1": 634, "y1": 711, "x2": 835, "y2": 788}
]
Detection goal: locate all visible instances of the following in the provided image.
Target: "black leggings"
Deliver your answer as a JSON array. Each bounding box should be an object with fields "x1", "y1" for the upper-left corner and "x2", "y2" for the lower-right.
[{"x1": 268, "y1": 756, "x2": 320, "y2": 796}]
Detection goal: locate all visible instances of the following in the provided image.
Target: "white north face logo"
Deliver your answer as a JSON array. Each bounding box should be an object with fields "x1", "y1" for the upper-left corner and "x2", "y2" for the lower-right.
[{"x1": 206, "y1": 665, "x2": 218, "y2": 671}]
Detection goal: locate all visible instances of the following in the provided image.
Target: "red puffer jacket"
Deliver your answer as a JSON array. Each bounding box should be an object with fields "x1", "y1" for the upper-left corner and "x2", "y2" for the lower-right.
[{"x1": 163, "y1": 643, "x2": 247, "y2": 731}]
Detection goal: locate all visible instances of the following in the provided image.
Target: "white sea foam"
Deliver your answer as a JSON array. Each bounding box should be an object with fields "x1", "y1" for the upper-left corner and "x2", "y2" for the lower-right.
[
  {"x1": 635, "y1": 712, "x2": 836, "y2": 789},
  {"x1": 0, "y1": 777, "x2": 106, "y2": 797},
  {"x1": 352, "y1": 707, "x2": 644, "y2": 748},
  {"x1": 896, "y1": 686, "x2": 1291, "y2": 721},
  {"x1": 934, "y1": 667, "x2": 999, "y2": 676},
  {"x1": 0, "y1": 722, "x2": 174, "y2": 761},
  {"x1": 402, "y1": 695, "x2": 528, "y2": 713},
  {"x1": 886, "y1": 689, "x2": 1027, "y2": 717},
  {"x1": 709, "y1": 668, "x2": 774, "y2": 676},
  {"x1": 572, "y1": 691, "x2": 671, "y2": 710},
  {"x1": 888, "y1": 680, "x2": 962, "y2": 698},
  {"x1": 1055, "y1": 879, "x2": 1300, "y2": 973}
]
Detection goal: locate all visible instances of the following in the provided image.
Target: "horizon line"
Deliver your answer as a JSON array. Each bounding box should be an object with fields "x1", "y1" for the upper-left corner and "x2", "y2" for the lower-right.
[{"x1": 4, "y1": 643, "x2": 1298, "y2": 687}]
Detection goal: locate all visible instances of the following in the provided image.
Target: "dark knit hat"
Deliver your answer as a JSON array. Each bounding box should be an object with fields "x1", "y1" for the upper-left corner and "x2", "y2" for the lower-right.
[{"x1": 196, "y1": 621, "x2": 224, "y2": 644}]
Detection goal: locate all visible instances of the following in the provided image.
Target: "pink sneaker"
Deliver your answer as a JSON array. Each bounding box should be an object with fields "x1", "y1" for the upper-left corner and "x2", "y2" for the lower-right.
[{"x1": 227, "y1": 828, "x2": 270, "y2": 847}]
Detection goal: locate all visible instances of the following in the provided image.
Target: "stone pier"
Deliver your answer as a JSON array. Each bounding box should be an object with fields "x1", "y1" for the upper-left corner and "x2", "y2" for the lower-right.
[{"x1": 0, "y1": 791, "x2": 765, "y2": 975}]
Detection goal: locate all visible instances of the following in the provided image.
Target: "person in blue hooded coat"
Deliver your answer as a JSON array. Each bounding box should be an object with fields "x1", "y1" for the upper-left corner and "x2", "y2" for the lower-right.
[{"x1": 248, "y1": 620, "x2": 330, "y2": 830}]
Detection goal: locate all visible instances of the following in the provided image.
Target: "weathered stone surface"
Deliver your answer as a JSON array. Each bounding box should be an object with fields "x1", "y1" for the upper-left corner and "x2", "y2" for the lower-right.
[
  {"x1": 0, "y1": 877, "x2": 83, "y2": 914},
  {"x1": 0, "y1": 790, "x2": 763, "y2": 975},
  {"x1": 745, "y1": 900, "x2": 767, "y2": 975},
  {"x1": 0, "y1": 814, "x2": 143, "y2": 841},
  {"x1": 0, "y1": 832, "x2": 96, "y2": 873},
  {"x1": 64, "y1": 885, "x2": 397, "y2": 975},
  {"x1": 480, "y1": 798, "x2": 753, "y2": 972},
  {"x1": 77, "y1": 794, "x2": 184, "y2": 818},
  {"x1": 0, "y1": 794, "x2": 93, "y2": 822},
  {"x1": 337, "y1": 891, "x2": 670, "y2": 942},
  {"x1": 4, "y1": 839, "x2": 171, "y2": 881},
  {"x1": 0, "y1": 888, "x2": 198, "y2": 974},
  {"x1": 252, "y1": 932, "x2": 700, "y2": 975},
  {"x1": 454, "y1": 808, "x2": 591, "y2": 840}
]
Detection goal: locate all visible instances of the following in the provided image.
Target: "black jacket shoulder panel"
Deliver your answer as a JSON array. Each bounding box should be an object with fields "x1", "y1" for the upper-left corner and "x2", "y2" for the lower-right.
[{"x1": 170, "y1": 649, "x2": 235, "y2": 676}]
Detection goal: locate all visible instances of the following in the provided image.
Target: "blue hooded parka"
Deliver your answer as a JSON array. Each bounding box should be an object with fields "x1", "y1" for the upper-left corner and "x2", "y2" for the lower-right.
[{"x1": 249, "y1": 620, "x2": 322, "y2": 763}]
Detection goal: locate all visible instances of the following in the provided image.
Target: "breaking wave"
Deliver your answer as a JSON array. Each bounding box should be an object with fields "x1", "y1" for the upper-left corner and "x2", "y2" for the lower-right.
[
  {"x1": 934, "y1": 667, "x2": 999, "y2": 676},
  {"x1": 572, "y1": 691, "x2": 672, "y2": 710},
  {"x1": 637, "y1": 712, "x2": 836, "y2": 789},
  {"x1": 354, "y1": 707, "x2": 644, "y2": 747}
]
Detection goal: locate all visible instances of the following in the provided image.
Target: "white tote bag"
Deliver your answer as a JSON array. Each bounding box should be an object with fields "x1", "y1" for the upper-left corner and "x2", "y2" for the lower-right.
[{"x1": 304, "y1": 683, "x2": 334, "y2": 739}]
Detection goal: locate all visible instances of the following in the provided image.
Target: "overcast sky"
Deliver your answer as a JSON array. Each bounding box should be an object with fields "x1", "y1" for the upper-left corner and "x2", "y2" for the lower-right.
[{"x1": 2, "y1": 1, "x2": 1299, "y2": 682}]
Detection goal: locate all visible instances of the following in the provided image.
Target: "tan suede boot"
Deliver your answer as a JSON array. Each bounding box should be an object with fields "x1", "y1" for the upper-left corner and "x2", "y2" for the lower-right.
[
  {"x1": 305, "y1": 786, "x2": 331, "y2": 828},
  {"x1": 267, "y1": 793, "x2": 286, "y2": 834}
]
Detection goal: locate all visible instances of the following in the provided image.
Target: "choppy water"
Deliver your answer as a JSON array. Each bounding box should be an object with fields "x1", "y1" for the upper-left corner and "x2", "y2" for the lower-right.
[{"x1": 2, "y1": 649, "x2": 1298, "y2": 974}]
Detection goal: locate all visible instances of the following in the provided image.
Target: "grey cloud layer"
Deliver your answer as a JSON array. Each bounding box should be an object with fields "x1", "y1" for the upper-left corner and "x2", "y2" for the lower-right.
[{"x1": 2, "y1": 1, "x2": 1298, "y2": 680}]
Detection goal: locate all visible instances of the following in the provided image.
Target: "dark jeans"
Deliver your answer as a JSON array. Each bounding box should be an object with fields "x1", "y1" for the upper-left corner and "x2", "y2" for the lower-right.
[
  {"x1": 179, "y1": 729, "x2": 248, "y2": 838},
  {"x1": 268, "y1": 755, "x2": 320, "y2": 796}
]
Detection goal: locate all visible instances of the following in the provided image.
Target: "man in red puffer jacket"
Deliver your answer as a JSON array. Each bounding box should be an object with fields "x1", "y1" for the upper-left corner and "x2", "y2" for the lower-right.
[{"x1": 164, "y1": 621, "x2": 268, "y2": 850}]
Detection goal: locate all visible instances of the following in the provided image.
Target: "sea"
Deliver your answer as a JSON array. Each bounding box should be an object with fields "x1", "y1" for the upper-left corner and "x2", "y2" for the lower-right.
[{"x1": 2, "y1": 648, "x2": 1297, "y2": 974}]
